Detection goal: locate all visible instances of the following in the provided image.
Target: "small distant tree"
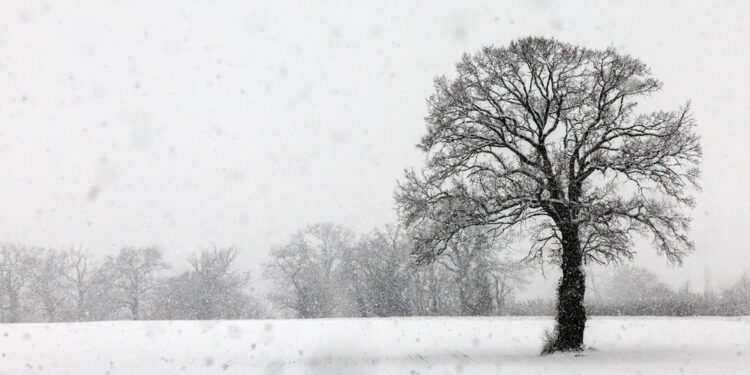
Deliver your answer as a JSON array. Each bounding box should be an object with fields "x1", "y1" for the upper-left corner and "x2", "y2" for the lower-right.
[
  {"x1": 703, "y1": 265, "x2": 713, "y2": 300},
  {"x1": 491, "y1": 270, "x2": 520, "y2": 314},
  {"x1": 721, "y1": 273, "x2": 750, "y2": 315},
  {"x1": 0, "y1": 244, "x2": 35, "y2": 322},
  {"x1": 438, "y1": 228, "x2": 525, "y2": 316},
  {"x1": 599, "y1": 266, "x2": 673, "y2": 305},
  {"x1": 62, "y1": 247, "x2": 93, "y2": 321},
  {"x1": 86, "y1": 263, "x2": 123, "y2": 320},
  {"x1": 105, "y1": 247, "x2": 169, "y2": 320},
  {"x1": 678, "y1": 280, "x2": 691, "y2": 296},
  {"x1": 340, "y1": 226, "x2": 413, "y2": 317},
  {"x1": 264, "y1": 223, "x2": 353, "y2": 318},
  {"x1": 396, "y1": 37, "x2": 701, "y2": 351},
  {"x1": 157, "y1": 247, "x2": 254, "y2": 320},
  {"x1": 188, "y1": 247, "x2": 252, "y2": 319},
  {"x1": 404, "y1": 260, "x2": 457, "y2": 316},
  {"x1": 28, "y1": 249, "x2": 68, "y2": 322}
]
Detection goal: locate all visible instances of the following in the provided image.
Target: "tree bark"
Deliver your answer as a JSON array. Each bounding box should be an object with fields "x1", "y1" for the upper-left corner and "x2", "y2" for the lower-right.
[{"x1": 552, "y1": 223, "x2": 586, "y2": 351}]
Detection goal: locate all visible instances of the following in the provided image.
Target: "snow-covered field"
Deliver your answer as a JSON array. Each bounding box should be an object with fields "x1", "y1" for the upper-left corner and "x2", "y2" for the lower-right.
[{"x1": 0, "y1": 316, "x2": 747, "y2": 374}]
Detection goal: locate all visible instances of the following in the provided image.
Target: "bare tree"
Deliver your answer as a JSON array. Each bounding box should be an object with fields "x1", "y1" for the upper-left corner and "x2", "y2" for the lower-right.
[
  {"x1": 703, "y1": 264, "x2": 713, "y2": 300},
  {"x1": 105, "y1": 247, "x2": 168, "y2": 320},
  {"x1": 491, "y1": 270, "x2": 521, "y2": 314},
  {"x1": 264, "y1": 240, "x2": 320, "y2": 318},
  {"x1": 721, "y1": 273, "x2": 750, "y2": 315},
  {"x1": 85, "y1": 263, "x2": 122, "y2": 320},
  {"x1": 63, "y1": 247, "x2": 92, "y2": 321},
  {"x1": 396, "y1": 37, "x2": 701, "y2": 352},
  {"x1": 598, "y1": 266, "x2": 673, "y2": 305},
  {"x1": 438, "y1": 230, "x2": 491, "y2": 315},
  {"x1": 187, "y1": 246, "x2": 252, "y2": 319},
  {"x1": 264, "y1": 223, "x2": 353, "y2": 318},
  {"x1": 404, "y1": 261, "x2": 455, "y2": 316},
  {"x1": 439, "y1": 229, "x2": 525, "y2": 315},
  {"x1": 156, "y1": 246, "x2": 254, "y2": 320},
  {"x1": 340, "y1": 225, "x2": 413, "y2": 317},
  {"x1": 0, "y1": 244, "x2": 35, "y2": 322},
  {"x1": 28, "y1": 248, "x2": 68, "y2": 322}
]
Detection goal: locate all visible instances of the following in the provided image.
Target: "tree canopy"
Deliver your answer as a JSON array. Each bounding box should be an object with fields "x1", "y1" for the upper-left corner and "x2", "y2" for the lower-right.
[{"x1": 397, "y1": 36, "x2": 701, "y2": 266}]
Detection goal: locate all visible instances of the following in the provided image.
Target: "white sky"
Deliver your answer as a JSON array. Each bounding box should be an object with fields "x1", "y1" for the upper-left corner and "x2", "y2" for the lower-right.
[{"x1": 1, "y1": 0, "x2": 749, "y2": 295}]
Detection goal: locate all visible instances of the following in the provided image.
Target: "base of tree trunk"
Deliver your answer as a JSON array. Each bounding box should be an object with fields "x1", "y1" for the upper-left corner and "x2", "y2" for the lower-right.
[
  {"x1": 541, "y1": 324, "x2": 586, "y2": 355},
  {"x1": 543, "y1": 257, "x2": 587, "y2": 355}
]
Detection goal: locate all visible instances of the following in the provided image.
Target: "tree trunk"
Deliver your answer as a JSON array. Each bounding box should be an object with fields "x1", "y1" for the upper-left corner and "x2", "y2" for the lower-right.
[
  {"x1": 552, "y1": 224, "x2": 586, "y2": 352},
  {"x1": 77, "y1": 289, "x2": 85, "y2": 321},
  {"x1": 46, "y1": 307, "x2": 56, "y2": 322},
  {"x1": 493, "y1": 277, "x2": 502, "y2": 313},
  {"x1": 8, "y1": 291, "x2": 19, "y2": 323},
  {"x1": 457, "y1": 276, "x2": 467, "y2": 315},
  {"x1": 131, "y1": 299, "x2": 139, "y2": 320}
]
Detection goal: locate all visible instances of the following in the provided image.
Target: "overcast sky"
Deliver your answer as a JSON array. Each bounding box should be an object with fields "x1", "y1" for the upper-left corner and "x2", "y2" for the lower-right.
[{"x1": 1, "y1": 0, "x2": 748, "y2": 295}]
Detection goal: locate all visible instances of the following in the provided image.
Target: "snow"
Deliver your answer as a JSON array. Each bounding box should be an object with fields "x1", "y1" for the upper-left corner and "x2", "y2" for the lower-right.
[{"x1": 0, "y1": 316, "x2": 748, "y2": 374}]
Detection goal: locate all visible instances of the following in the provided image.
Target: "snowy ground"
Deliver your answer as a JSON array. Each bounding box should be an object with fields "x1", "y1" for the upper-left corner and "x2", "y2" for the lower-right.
[{"x1": 0, "y1": 316, "x2": 747, "y2": 374}]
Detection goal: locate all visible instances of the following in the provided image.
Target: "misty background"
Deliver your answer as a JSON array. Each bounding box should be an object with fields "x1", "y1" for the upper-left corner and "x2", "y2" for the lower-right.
[{"x1": 1, "y1": 0, "x2": 749, "y2": 298}]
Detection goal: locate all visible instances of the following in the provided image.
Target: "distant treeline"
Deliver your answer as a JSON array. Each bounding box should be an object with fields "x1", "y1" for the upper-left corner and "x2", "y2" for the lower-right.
[
  {"x1": 263, "y1": 223, "x2": 528, "y2": 318},
  {"x1": 0, "y1": 244, "x2": 262, "y2": 323},
  {"x1": 1, "y1": 223, "x2": 748, "y2": 323},
  {"x1": 510, "y1": 267, "x2": 750, "y2": 316},
  {"x1": 263, "y1": 223, "x2": 750, "y2": 318}
]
